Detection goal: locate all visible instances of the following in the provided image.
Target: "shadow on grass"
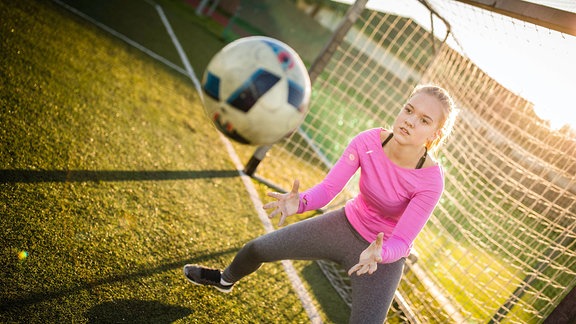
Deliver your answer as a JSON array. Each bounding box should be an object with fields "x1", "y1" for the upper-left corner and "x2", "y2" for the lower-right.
[
  {"x1": 0, "y1": 247, "x2": 239, "y2": 311},
  {"x1": 86, "y1": 299, "x2": 193, "y2": 323},
  {"x1": 0, "y1": 169, "x2": 239, "y2": 183}
]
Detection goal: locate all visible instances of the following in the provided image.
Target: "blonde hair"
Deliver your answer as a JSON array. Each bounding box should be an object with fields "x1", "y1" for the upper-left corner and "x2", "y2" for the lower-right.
[{"x1": 410, "y1": 84, "x2": 459, "y2": 151}]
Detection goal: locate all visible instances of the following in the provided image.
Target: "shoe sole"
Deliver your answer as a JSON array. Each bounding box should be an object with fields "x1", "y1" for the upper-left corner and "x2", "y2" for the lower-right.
[{"x1": 183, "y1": 265, "x2": 233, "y2": 293}]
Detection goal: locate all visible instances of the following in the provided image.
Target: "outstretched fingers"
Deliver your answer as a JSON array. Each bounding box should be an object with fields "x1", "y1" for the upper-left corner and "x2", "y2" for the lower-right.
[
  {"x1": 374, "y1": 232, "x2": 384, "y2": 262},
  {"x1": 348, "y1": 264, "x2": 362, "y2": 276},
  {"x1": 375, "y1": 232, "x2": 384, "y2": 246},
  {"x1": 262, "y1": 199, "x2": 277, "y2": 210},
  {"x1": 266, "y1": 191, "x2": 282, "y2": 200},
  {"x1": 290, "y1": 179, "x2": 300, "y2": 195},
  {"x1": 277, "y1": 213, "x2": 288, "y2": 227}
]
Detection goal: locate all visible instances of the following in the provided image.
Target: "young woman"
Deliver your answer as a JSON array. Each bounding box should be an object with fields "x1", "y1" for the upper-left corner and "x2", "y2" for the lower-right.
[{"x1": 184, "y1": 84, "x2": 458, "y2": 323}]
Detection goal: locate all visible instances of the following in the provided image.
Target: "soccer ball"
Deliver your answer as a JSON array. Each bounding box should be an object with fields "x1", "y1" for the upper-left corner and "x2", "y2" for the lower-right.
[{"x1": 201, "y1": 36, "x2": 311, "y2": 145}]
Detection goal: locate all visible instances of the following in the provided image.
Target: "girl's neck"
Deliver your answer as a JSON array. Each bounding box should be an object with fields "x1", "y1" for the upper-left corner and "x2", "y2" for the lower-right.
[{"x1": 385, "y1": 139, "x2": 426, "y2": 169}]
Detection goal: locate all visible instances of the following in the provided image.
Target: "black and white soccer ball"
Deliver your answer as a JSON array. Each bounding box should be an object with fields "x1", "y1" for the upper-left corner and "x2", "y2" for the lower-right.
[{"x1": 201, "y1": 36, "x2": 311, "y2": 145}]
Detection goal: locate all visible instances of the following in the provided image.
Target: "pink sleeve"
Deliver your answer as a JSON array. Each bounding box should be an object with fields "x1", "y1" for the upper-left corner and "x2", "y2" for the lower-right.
[
  {"x1": 297, "y1": 135, "x2": 362, "y2": 213},
  {"x1": 380, "y1": 182, "x2": 444, "y2": 263}
]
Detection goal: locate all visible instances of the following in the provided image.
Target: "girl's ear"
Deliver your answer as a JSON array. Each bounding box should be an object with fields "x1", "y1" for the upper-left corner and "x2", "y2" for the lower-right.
[{"x1": 426, "y1": 129, "x2": 444, "y2": 150}]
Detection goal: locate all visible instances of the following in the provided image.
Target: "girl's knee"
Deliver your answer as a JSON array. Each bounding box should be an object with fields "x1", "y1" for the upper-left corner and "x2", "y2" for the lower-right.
[{"x1": 240, "y1": 239, "x2": 265, "y2": 260}]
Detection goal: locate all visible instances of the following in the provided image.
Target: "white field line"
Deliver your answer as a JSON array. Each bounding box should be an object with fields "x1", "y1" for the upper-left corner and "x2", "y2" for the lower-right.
[
  {"x1": 154, "y1": 5, "x2": 202, "y2": 94},
  {"x1": 155, "y1": 6, "x2": 322, "y2": 322}
]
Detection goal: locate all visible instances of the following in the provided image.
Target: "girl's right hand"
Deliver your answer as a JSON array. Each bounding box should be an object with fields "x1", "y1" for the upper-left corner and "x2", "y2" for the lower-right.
[{"x1": 263, "y1": 179, "x2": 300, "y2": 226}]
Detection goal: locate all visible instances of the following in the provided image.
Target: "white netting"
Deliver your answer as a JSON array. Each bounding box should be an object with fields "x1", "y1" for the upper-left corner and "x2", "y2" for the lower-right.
[{"x1": 248, "y1": 0, "x2": 575, "y2": 322}]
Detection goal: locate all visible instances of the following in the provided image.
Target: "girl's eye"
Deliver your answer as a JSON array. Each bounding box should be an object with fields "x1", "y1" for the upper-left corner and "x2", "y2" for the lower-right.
[
  {"x1": 421, "y1": 118, "x2": 429, "y2": 124},
  {"x1": 404, "y1": 107, "x2": 412, "y2": 113}
]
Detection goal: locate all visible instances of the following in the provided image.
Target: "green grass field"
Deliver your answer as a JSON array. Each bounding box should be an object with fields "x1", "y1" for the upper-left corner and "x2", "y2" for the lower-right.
[{"x1": 0, "y1": 0, "x2": 350, "y2": 322}]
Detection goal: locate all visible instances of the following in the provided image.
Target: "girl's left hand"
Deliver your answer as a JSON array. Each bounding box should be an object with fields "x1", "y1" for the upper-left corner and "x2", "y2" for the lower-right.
[{"x1": 348, "y1": 233, "x2": 384, "y2": 276}]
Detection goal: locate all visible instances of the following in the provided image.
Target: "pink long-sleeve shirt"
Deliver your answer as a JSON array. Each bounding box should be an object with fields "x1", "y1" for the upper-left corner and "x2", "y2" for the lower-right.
[{"x1": 297, "y1": 128, "x2": 444, "y2": 263}]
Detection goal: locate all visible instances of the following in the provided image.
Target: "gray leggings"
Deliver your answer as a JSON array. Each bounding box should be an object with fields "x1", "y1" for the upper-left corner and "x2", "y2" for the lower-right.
[{"x1": 222, "y1": 208, "x2": 405, "y2": 324}]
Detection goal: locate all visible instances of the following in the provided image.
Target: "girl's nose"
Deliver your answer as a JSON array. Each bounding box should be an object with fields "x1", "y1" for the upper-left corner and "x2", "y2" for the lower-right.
[{"x1": 405, "y1": 117, "x2": 415, "y2": 128}]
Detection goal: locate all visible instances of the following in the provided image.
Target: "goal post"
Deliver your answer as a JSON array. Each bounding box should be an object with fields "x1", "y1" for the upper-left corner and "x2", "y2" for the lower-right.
[{"x1": 453, "y1": 0, "x2": 576, "y2": 36}]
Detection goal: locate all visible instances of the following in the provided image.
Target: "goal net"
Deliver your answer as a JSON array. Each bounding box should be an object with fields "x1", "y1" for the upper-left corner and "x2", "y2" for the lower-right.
[{"x1": 245, "y1": 0, "x2": 576, "y2": 322}]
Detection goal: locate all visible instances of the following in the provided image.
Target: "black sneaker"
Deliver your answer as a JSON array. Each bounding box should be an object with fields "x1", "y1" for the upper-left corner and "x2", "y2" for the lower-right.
[{"x1": 183, "y1": 264, "x2": 234, "y2": 293}]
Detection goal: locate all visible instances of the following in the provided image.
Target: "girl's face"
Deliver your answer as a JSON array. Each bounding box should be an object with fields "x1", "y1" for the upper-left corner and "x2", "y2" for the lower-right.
[{"x1": 392, "y1": 92, "x2": 444, "y2": 148}]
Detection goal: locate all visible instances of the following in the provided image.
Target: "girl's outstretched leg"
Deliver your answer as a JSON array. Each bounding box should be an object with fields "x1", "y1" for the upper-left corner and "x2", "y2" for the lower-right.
[{"x1": 221, "y1": 209, "x2": 354, "y2": 283}]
